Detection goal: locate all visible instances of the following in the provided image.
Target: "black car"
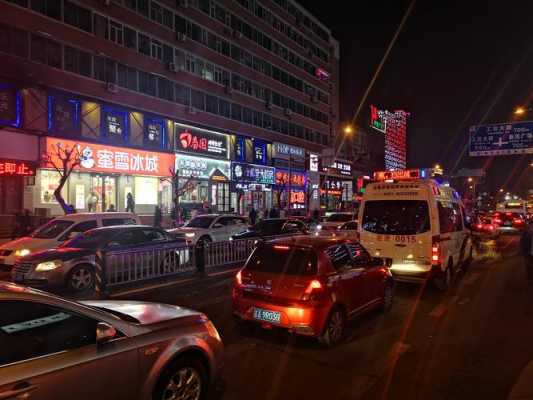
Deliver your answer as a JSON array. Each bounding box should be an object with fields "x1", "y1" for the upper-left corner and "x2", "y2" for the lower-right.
[
  {"x1": 11, "y1": 225, "x2": 186, "y2": 292},
  {"x1": 231, "y1": 218, "x2": 308, "y2": 241}
]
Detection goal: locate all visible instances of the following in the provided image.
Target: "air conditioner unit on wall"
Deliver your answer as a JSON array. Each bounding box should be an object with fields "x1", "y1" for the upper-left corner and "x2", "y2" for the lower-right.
[{"x1": 106, "y1": 82, "x2": 118, "y2": 93}]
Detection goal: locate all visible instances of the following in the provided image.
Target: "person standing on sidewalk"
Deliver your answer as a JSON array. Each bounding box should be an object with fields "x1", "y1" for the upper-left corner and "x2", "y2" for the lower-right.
[{"x1": 520, "y1": 220, "x2": 533, "y2": 283}]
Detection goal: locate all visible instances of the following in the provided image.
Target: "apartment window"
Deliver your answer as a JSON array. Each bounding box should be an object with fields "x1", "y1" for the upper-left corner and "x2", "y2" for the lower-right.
[
  {"x1": 203, "y1": 63, "x2": 214, "y2": 81},
  {"x1": 262, "y1": 113, "x2": 271, "y2": 129},
  {"x1": 117, "y1": 63, "x2": 128, "y2": 87},
  {"x1": 93, "y1": 56, "x2": 106, "y2": 81},
  {"x1": 126, "y1": 65, "x2": 138, "y2": 90},
  {"x1": 0, "y1": 26, "x2": 28, "y2": 58},
  {"x1": 124, "y1": 26, "x2": 137, "y2": 49},
  {"x1": 138, "y1": 33, "x2": 150, "y2": 56},
  {"x1": 242, "y1": 107, "x2": 253, "y2": 124},
  {"x1": 150, "y1": 1, "x2": 163, "y2": 24},
  {"x1": 206, "y1": 95, "x2": 218, "y2": 114},
  {"x1": 163, "y1": 44, "x2": 173, "y2": 64},
  {"x1": 174, "y1": 49, "x2": 185, "y2": 69},
  {"x1": 30, "y1": 0, "x2": 61, "y2": 20},
  {"x1": 137, "y1": 0, "x2": 149, "y2": 17},
  {"x1": 191, "y1": 90, "x2": 205, "y2": 111},
  {"x1": 150, "y1": 39, "x2": 162, "y2": 61},
  {"x1": 109, "y1": 21, "x2": 123, "y2": 45},
  {"x1": 219, "y1": 99, "x2": 230, "y2": 118},
  {"x1": 93, "y1": 14, "x2": 107, "y2": 39},
  {"x1": 174, "y1": 84, "x2": 190, "y2": 106},
  {"x1": 64, "y1": 1, "x2": 92, "y2": 33},
  {"x1": 231, "y1": 103, "x2": 242, "y2": 121},
  {"x1": 253, "y1": 111, "x2": 262, "y2": 127},
  {"x1": 163, "y1": 8, "x2": 173, "y2": 29},
  {"x1": 139, "y1": 71, "x2": 156, "y2": 96},
  {"x1": 64, "y1": 45, "x2": 91, "y2": 77},
  {"x1": 30, "y1": 34, "x2": 46, "y2": 64},
  {"x1": 7, "y1": 0, "x2": 28, "y2": 6},
  {"x1": 125, "y1": 0, "x2": 136, "y2": 11},
  {"x1": 158, "y1": 77, "x2": 174, "y2": 101}
]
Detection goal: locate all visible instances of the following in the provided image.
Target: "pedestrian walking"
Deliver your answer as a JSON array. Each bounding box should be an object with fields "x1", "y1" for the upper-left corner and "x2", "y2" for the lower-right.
[
  {"x1": 153, "y1": 205, "x2": 162, "y2": 228},
  {"x1": 249, "y1": 207, "x2": 257, "y2": 225},
  {"x1": 520, "y1": 220, "x2": 533, "y2": 283},
  {"x1": 126, "y1": 192, "x2": 135, "y2": 213},
  {"x1": 87, "y1": 191, "x2": 99, "y2": 212}
]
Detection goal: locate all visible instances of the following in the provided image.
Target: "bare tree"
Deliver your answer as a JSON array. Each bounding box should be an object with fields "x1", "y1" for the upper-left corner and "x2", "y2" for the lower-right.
[
  {"x1": 41, "y1": 143, "x2": 82, "y2": 214},
  {"x1": 161, "y1": 168, "x2": 197, "y2": 224}
]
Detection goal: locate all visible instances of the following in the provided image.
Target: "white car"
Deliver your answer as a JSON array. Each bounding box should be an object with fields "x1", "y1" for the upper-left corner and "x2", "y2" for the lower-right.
[
  {"x1": 316, "y1": 220, "x2": 358, "y2": 239},
  {"x1": 317, "y1": 212, "x2": 357, "y2": 232},
  {"x1": 168, "y1": 214, "x2": 249, "y2": 245},
  {"x1": 0, "y1": 212, "x2": 140, "y2": 269}
]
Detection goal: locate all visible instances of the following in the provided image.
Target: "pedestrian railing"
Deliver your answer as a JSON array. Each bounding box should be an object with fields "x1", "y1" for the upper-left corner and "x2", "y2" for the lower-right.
[{"x1": 94, "y1": 238, "x2": 257, "y2": 296}]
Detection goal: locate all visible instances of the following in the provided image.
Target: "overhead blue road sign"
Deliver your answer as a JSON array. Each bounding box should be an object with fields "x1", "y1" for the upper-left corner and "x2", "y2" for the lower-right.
[{"x1": 469, "y1": 121, "x2": 533, "y2": 156}]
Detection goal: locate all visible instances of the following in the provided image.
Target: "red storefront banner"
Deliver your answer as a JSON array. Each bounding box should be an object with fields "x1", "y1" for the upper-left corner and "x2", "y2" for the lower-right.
[
  {"x1": 43, "y1": 138, "x2": 174, "y2": 177},
  {"x1": 0, "y1": 159, "x2": 36, "y2": 176}
]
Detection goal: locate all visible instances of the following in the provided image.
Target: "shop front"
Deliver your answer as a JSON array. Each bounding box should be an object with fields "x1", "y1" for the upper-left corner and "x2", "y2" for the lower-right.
[
  {"x1": 175, "y1": 154, "x2": 231, "y2": 212},
  {"x1": 320, "y1": 160, "x2": 354, "y2": 212},
  {"x1": 231, "y1": 162, "x2": 275, "y2": 214},
  {"x1": 36, "y1": 138, "x2": 175, "y2": 216},
  {"x1": 174, "y1": 123, "x2": 230, "y2": 212}
]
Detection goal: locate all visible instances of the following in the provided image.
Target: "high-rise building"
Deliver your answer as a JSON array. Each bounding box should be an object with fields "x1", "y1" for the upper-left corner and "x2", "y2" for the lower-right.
[{"x1": 0, "y1": 0, "x2": 339, "y2": 227}]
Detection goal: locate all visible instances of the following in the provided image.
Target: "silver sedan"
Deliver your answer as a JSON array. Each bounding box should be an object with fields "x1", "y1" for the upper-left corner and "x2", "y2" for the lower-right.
[{"x1": 0, "y1": 282, "x2": 223, "y2": 400}]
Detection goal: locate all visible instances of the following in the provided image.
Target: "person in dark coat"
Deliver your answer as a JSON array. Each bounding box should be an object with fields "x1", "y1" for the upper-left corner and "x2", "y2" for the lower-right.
[
  {"x1": 249, "y1": 207, "x2": 257, "y2": 225},
  {"x1": 154, "y1": 205, "x2": 162, "y2": 228},
  {"x1": 126, "y1": 192, "x2": 135, "y2": 213},
  {"x1": 520, "y1": 220, "x2": 533, "y2": 283}
]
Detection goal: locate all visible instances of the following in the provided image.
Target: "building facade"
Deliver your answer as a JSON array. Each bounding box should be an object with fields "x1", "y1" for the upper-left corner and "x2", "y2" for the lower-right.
[{"x1": 0, "y1": 0, "x2": 339, "y2": 224}]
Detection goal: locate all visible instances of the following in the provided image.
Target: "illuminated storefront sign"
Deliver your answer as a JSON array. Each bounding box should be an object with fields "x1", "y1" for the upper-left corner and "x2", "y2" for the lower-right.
[
  {"x1": 43, "y1": 138, "x2": 174, "y2": 177},
  {"x1": 231, "y1": 162, "x2": 275, "y2": 185},
  {"x1": 175, "y1": 124, "x2": 229, "y2": 159},
  {"x1": 370, "y1": 106, "x2": 408, "y2": 170},
  {"x1": 272, "y1": 142, "x2": 305, "y2": 160},
  {"x1": 290, "y1": 190, "x2": 306, "y2": 209},
  {"x1": 0, "y1": 159, "x2": 36, "y2": 176},
  {"x1": 370, "y1": 105, "x2": 387, "y2": 133},
  {"x1": 253, "y1": 140, "x2": 267, "y2": 165},
  {"x1": 145, "y1": 117, "x2": 165, "y2": 147},
  {"x1": 103, "y1": 108, "x2": 128, "y2": 139},
  {"x1": 0, "y1": 83, "x2": 21, "y2": 128},
  {"x1": 330, "y1": 161, "x2": 352, "y2": 176},
  {"x1": 275, "y1": 170, "x2": 306, "y2": 187},
  {"x1": 235, "y1": 136, "x2": 246, "y2": 161},
  {"x1": 175, "y1": 155, "x2": 230, "y2": 180},
  {"x1": 309, "y1": 153, "x2": 319, "y2": 172}
]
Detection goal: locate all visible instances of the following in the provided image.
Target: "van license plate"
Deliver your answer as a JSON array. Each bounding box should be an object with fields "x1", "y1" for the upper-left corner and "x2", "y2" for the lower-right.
[{"x1": 253, "y1": 308, "x2": 281, "y2": 323}]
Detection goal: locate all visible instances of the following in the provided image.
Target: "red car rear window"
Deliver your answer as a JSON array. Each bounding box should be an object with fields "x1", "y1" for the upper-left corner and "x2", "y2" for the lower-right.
[{"x1": 245, "y1": 245, "x2": 317, "y2": 276}]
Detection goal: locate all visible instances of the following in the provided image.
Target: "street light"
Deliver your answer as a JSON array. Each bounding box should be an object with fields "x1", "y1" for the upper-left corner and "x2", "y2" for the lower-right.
[
  {"x1": 467, "y1": 177, "x2": 473, "y2": 183},
  {"x1": 343, "y1": 125, "x2": 353, "y2": 136},
  {"x1": 514, "y1": 107, "x2": 526, "y2": 115}
]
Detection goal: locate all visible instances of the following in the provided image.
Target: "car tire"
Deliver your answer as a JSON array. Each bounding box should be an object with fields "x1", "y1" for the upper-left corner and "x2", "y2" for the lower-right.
[
  {"x1": 153, "y1": 356, "x2": 208, "y2": 400},
  {"x1": 318, "y1": 307, "x2": 345, "y2": 347},
  {"x1": 434, "y1": 260, "x2": 452, "y2": 291},
  {"x1": 67, "y1": 265, "x2": 95, "y2": 292},
  {"x1": 381, "y1": 281, "x2": 394, "y2": 312}
]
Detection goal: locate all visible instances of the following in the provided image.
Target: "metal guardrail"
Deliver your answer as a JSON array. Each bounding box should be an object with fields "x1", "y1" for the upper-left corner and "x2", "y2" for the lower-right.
[{"x1": 95, "y1": 238, "x2": 257, "y2": 295}]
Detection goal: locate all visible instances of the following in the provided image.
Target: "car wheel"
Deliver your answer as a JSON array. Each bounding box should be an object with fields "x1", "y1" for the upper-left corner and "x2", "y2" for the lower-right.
[
  {"x1": 381, "y1": 281, "x2": 394, "y2": 312},
  {"x1": 434, "y1": 261, "x2": 452, "y2": 291},
  {"x1": 67, "y1": 265, "x2": 95, "y2": 292},
  {"x1": 154, "y1": 356, "x2": 208, "y2": 400},
  {"x1": 318, "y1": 307, "x2": 345, "y2": 347}
]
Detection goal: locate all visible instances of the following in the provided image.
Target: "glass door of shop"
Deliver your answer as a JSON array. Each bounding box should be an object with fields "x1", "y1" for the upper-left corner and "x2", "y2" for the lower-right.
[
  {"x1": 211, "y1": 182, "x2": 230, "y2": 212},
  {"x1": 90, "y1": 175, "x2": 117, "y2": 212}
]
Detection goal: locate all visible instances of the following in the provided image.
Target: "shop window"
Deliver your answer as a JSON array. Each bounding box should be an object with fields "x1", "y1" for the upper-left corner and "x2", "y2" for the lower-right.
[
  {"x1": 39, "y1": 170, "x2": 63, "y2": 205},
  {"x1": 63, "y1": 1, "x2": 92, "y2": 33},
  {"x1": 135, "y1": 177, "x2": 158, "y2": 205}
]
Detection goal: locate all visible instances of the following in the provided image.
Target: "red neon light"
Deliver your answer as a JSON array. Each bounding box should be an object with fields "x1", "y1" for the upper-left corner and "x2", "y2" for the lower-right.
[
  {"x1": 374, "y1": 169, "x2": 420, "y2": 181},
  {"x1": 0, "y1": 160, "x2": 36, "y2": 176}
]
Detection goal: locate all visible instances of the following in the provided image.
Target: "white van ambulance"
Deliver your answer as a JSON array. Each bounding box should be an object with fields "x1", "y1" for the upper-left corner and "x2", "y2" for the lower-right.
[{"x1": 358, "y1": 169, "x2": 473, "y2": 289}]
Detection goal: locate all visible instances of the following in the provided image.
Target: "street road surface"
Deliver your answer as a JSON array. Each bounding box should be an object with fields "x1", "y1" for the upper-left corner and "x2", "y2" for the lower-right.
[{"x1": 1, "y1": 235, "x2": 527, "y2": 399}]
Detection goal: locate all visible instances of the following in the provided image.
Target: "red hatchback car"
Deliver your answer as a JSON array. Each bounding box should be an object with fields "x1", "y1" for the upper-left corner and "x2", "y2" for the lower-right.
[{"x1": 232, "y1": 236, "x2": 394, "y2": 346}]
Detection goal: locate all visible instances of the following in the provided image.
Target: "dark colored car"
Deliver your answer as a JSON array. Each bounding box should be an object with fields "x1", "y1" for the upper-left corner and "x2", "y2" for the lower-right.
[
  {"x1": 0, "y1": 282, "x2": 223, "y2": 400},
  {"x1": 11, "y1": 225, "x2": 185, "y2": 292},
  {"x1": 231, "y1": 218, "x2": 308, "y2": 241},
  {"x1": 232, "y1": 236, "x2": 394, "y2": 347},
  {"x1": 492, "y1": 212, "x2": 526, "y2": 232}
]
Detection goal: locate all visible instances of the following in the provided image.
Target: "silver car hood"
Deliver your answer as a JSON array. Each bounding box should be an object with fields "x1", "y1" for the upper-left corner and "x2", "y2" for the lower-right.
[{"x1": 82, "y1": 300, "x2": 202, "y2": 325}]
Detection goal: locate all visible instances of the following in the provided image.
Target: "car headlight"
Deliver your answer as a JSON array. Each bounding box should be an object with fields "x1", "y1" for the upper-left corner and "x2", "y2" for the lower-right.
[
  {"x1": 205, "y1": 319, "x2": 221, "y2": 342},
  {"x1": 35, "y1": 260, "x2": 62, "y2": 272},
  {"x1": 229, "y1": 237, "x2": 233, "y2": 241},
  {"x1": 185, "y1": 232, "x2": 196, "y2": 238},
  {"x1": 14, "y1": 249, "x2": 31, "y2": 257},
  {"x1": 316, "y1": 224, "x2": 322, "y2": 231}
]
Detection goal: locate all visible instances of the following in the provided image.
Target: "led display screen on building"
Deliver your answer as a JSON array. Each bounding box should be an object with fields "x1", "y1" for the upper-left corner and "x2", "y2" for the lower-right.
[{"x1": 370, "y1": 106, "x2": 409, "y2": 170}]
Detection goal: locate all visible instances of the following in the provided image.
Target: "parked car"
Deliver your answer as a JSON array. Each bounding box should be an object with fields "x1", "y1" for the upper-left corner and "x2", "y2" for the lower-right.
[
  {"x1": 231, "y1": 218, "x2": 308, "y2": 241},
  {"x1": 0, "y1": 213, "x2": 140, "y2": 269},
  {"x1": 11, "y1": 225, "x2": 185, "y2": 292},
  {"x1": 169, "y1": 214, "x2": 248, "y2": 245},
  {"x1": 317, "y1": 212, "x2": 356, "y2": 231},
  {"x1": 472, "y1": 217, "x2": 500, "y2": 240},
  {"x1": 232, "y1": 236, "x2": 394, "y2": 347},
  {"x1": 0, "y1": 281, "x2": 223, "y2": 400}
]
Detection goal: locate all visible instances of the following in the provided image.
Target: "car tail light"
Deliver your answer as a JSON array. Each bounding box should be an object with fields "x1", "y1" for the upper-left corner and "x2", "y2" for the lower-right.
[
  {"x1": 494, "y1": 218, "x2": 502, "y2": 224},
  {"x1": 273, "y1": 245, "x2": 290, "y2": 250},
  {"x1": 476, "y1": 223, "x2": 482, "y2": 229},
  {"x1": 431, "y1": 236, "x2": 440, "y2": 265},
  {"x1": 488, "y1": 225, "x2": 494, "y2": 231},
  {"x1": 301, "y1": 279, "x2": 324, "y2": 301},
  {"x1": 514, "y1": 219, "x2": 524, "y2": 225},
  {"x1": 235, "y1": 270, "x2": 243, "y2": 286}
]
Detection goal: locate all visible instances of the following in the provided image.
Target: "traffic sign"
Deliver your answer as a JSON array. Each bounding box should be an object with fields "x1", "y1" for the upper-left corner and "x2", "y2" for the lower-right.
[{"x1": 469, "y1": 121, "x2": 533, "y2": 156}]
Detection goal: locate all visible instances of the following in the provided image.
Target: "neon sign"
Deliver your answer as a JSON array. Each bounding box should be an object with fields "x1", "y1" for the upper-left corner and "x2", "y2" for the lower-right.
[
  {"x1": 0, "y1": 160, "x2": 36, "y2": 176},
  {"x1": 275, "y1": 170, "x2": 306, "y2": 187}
]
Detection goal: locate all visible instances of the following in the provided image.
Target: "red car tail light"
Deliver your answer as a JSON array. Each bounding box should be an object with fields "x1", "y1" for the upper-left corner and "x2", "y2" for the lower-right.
[
  {"x1": 301, "y1": 279, "x2": 324, "y2": 301},
  {"x1": 494, "y1": 218, "x2": 502, "y2": 224},
  {"x1": 514, "y1": 219, "x2": 524, "y2": 225},
  {"x1": 476, "y1": 224, "x2": 483, "y2": 229},
  {"x1": 488, "y1": 225, "x2": 494, "y2": 231},
  {"x1": 235, "y1": 270, "x2": 243, "y2": 286}
]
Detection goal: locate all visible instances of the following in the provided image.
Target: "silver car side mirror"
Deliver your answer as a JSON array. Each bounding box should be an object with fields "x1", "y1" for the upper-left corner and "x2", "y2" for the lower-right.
[{"x1": 96, "y1": 322, "x2": 117, "y2": 344}]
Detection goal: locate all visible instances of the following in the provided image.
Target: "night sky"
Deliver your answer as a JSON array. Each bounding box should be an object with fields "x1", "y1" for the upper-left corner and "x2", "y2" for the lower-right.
[{"x1": 298, "y1": 0, "x2": 533, "y2": 195}]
